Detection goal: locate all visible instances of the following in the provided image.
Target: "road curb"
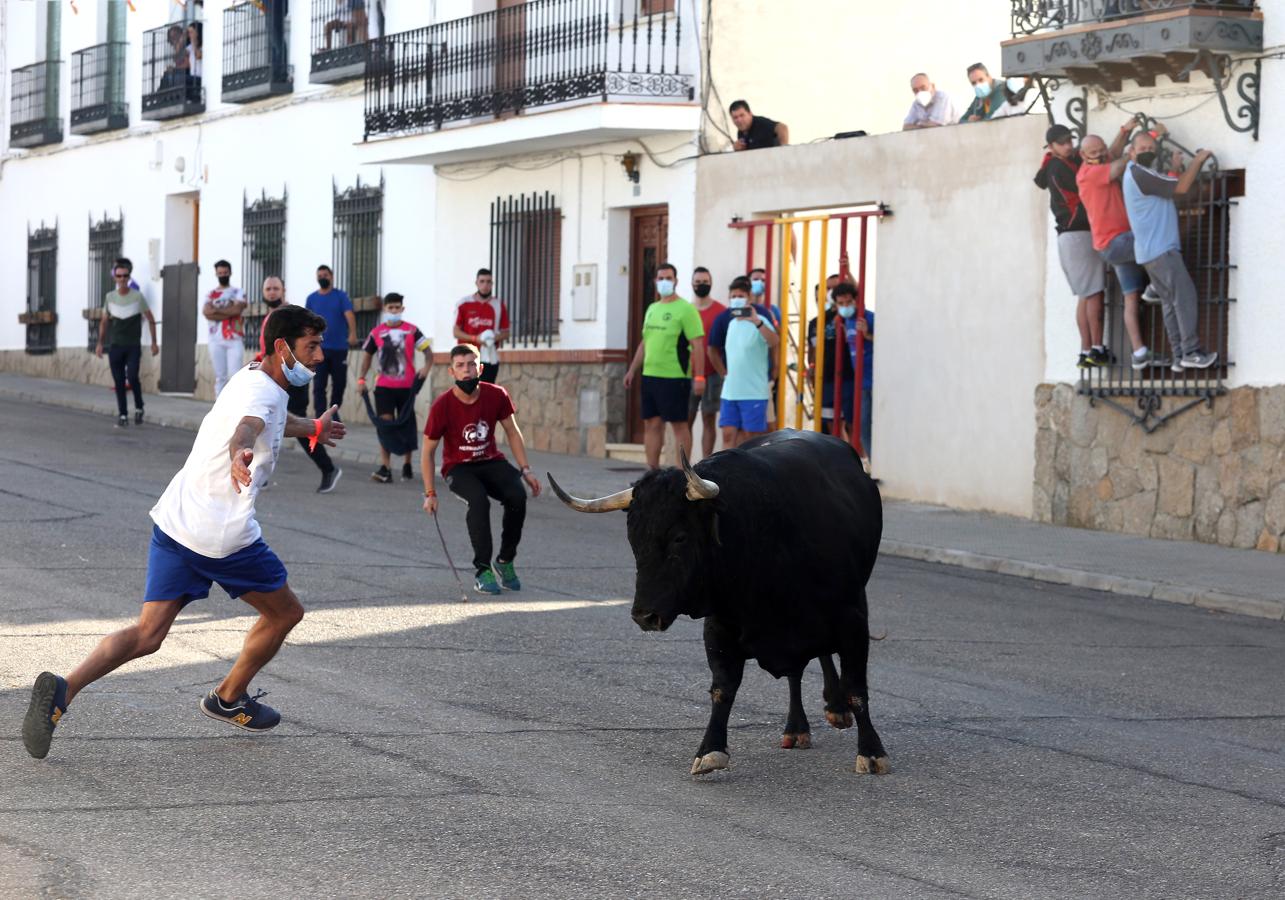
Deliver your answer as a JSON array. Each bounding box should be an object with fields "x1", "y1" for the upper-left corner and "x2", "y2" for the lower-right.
[{"x1": 881, "y1": 541, "x2": 1285, "y2": 622}]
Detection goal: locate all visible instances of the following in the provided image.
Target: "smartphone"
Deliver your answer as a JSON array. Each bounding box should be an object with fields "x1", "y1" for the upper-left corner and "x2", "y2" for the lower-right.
[{"x1": 730, "y1": 306, "x2": 754, "y2": 319}]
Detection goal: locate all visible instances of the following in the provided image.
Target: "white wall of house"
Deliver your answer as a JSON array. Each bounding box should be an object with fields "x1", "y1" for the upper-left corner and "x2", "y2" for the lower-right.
[{"x1": 694, "y1": 117, "x2": 1051, "y2": 516}]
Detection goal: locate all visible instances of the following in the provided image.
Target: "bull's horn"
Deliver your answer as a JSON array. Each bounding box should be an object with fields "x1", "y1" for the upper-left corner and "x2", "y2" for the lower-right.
[
  {"x1": 547, "y1": 472, "x2": 633, "y2": 513},
  {"x1": 680, "y1": 448, "x2": 720, "y2": 501}
]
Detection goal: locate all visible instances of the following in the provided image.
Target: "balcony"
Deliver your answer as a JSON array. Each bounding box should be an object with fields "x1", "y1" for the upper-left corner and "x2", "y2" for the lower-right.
[
  {"x1": 141, "y1": 20, "x2": 205, "y2": 121},
  {"x1": 70, "y1": 42, "x2": 128, "y2": 135},
  {"x1": 10, "y1": 61, "x2": 63, "y2": 149},
  {"x1": 1004, "y1": 1, "x2": 1262, "y2": 89},
  {"x1": 363, "y1": 0, "x2": 696, "y2": 154},
  {"x1": 223, "y1": 1, "x2": 293, "y2": 103},
  {"x1": 311, "y1": 0, "x2": 382, "y2": 84}
]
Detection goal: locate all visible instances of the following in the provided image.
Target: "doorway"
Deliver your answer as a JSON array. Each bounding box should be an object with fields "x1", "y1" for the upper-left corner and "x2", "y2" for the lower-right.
[
  {"x1": 626, "y1": 204, "x2": 668, "y2": 443},
  {"x1": 159, "y1": 191, "x2": 200, "y2": 394}
]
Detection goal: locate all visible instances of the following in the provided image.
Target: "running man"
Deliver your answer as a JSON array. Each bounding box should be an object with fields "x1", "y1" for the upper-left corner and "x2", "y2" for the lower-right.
[
  {"x1": 422, "y1": 344, "x2": 542, "y2": 595},
  {"x1": 22, "y1": 305, "x2": 345, "y2": 759}
]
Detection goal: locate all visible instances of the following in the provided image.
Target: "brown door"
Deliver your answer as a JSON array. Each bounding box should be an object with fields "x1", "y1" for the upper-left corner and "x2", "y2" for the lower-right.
[
  {"x1": 496, "y1": 0, "x2": 526, "y2": 117},
  {"x1": 627, "y1": 205, "x2": 669, "y2": 443}
]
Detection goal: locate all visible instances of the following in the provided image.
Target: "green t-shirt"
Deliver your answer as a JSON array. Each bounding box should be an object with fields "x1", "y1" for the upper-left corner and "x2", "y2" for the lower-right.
[
  {"x1": 104, "y1": 289, "x2": 149, "y2": 347},
  {"x1": 641, "y1": 297, "x2": 704, "y2": 379}
]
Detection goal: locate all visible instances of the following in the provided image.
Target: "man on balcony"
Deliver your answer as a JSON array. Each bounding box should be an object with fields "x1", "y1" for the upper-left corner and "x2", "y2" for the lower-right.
[
  {"x1": 903, "y1": 73, "x2": 957, "y2": 130},
  {"x1": 730, "y1": 100, "x2": 789, "y2": 151}
]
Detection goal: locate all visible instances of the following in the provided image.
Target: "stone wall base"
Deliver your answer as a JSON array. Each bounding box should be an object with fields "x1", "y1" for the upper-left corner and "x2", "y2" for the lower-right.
[{"x1": 1035, "y1": 383, "x2": 1285, "y2": 553}]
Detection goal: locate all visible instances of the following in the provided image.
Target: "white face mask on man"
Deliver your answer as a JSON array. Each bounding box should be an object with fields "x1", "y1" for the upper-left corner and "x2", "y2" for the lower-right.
[{"x1": 915, "y1": 90, "x2": 933, "y2": 107}]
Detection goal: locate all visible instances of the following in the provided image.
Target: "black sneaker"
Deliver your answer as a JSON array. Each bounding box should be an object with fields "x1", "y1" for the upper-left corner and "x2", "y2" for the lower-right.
[
  {"x1": 116, "y1": 414, "x2": 128, "y2": 428},
  {"x1": 199, "y1": 689, "x2": 280, "y2": 732},
  {"x1": 401, "y1": 463, "x2": 414, "y2": 481},
  {"x1": 1076, "y1": 353, "x2": 1090, "y2": 369},
  {"x1": 1086, "y1": 347, "x2": 1110, "y2": 367},
  {"x1": 371, "y1": 465, "x2": 392, "y2": 484},
  {"x1": 317, "y1": 467, "x2": 342, "y2": 493},
  {"x1": 134, "y1": 409, "x2": 144, "y2": 425},
  {"x1": 23, "y1": 672, "x2": 68, "y2": 759}
]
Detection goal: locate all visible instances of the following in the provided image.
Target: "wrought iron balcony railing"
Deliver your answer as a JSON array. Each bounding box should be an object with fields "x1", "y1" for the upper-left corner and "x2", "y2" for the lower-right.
[
  {"x1": 141, "y1": 20, "x2": 205, "y2": 120},
  {"x1": 71, "y1": 42, "x2": 128, "y2": 135},
  {"x1": 223, "y1": 1, "x2": 293, "y2": 103},
  {"x1": 10, "y1": 60, "x2": 63, "y2": 149},
  {"x1": 311, "y1": 0, "x2": 384, "y2": 84},
  {"x1": 364, "y1": 0, "x2": 694, "y2": 139},
  {"x1": 1012, "y1": 0, "x2": 1256, "y2": 37}
]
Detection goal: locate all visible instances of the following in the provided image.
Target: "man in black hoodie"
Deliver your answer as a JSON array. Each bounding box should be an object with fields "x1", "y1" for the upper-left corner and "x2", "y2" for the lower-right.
[{"x1": 1035, "y1": 124, "x2": 1108, "y2": 369}]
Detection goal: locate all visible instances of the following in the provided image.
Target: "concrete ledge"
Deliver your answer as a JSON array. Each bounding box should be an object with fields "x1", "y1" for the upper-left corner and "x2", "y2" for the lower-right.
[{"x1": 881, "y1": 540, "x2": 1285, "y2": 623}]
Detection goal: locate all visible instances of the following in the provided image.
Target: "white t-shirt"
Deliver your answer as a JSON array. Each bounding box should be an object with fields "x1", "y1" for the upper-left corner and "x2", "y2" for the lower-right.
[{"x1": 150, "y1": 365, "x2": 289, "y2": 558}]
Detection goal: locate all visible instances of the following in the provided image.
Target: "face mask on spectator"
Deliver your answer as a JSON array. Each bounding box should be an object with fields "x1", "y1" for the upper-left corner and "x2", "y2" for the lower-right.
[
  {"x1": 217, "y1": 275, "x2": 231, "y2": 287},
  {"x1": 693, "y1": 284, "x2": 711, "y2": 298},
  {"x1": 973, "y1": 81, "x2": 990, "y2": 99},
  {"x1": 837, "y1": 304, "x2": 857, "y2": 319},
  {"x1": 1006, "y1": 77, "x2": 1026, "y2": 93},
  {"x1": 317, "y1": 277, "x2": 332, "y2": 290},
  {"x1": 381, "y1": 310, "x2": 402, "y2": 325},
  {"x1": 656, "y1": 279, "x2": 675, "y2": 298},
  {"x1": 1135, "y1": 151, "x2": 1158, "y2": 168},
  {"x1": 750, "y1": 279, "x2": 765, "y2": 296},
  {"x1": 915, "y1": 90, "x2": 933, "y2": 107},
  {"x1": 280, "y1": 344, "x2": 315, "y2": 386},
  {"x1": 729, "y1": 296, "x2": 748, "y2": 310}
]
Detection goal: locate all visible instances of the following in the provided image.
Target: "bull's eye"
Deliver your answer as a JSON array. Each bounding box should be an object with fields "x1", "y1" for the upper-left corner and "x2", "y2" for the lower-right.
[{"x1": 669, "y1": 532, "x2": 687, "y2": 548}]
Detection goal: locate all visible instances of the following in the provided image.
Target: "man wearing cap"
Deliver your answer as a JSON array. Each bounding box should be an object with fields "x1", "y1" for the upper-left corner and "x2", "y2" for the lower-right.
[{"x1": 1035, "y1": 124, "x2": 1108, "y2": 369}]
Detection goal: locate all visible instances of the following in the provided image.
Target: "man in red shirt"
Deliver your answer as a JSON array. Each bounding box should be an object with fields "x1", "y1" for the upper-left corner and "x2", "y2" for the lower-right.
[
  {"x1": 1077, "y1": 123, "x2": 1155, "y2": 370},
  {"x1": 686, "y1": 266, "x2": 726, "y2": 459},
  {"x1": 453, "y1": 268, "x2": 511, "y2": 384},
  {"x1": 422, "y1": 344, "x2": 542, "y2": 595}
]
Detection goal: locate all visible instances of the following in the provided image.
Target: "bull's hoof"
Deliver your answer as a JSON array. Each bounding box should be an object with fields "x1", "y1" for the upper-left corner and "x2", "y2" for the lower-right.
[
  {"x1": 690, "y1": 751, "x2": 730, "y2": 776},
  {"x1": 854, "y1": 754, "x2": 891, "y2": 775},
  {"x1": 825, "y1": 709, "x2": 854, "y2": 730},
  {"x1": 780, "y1": 731, "x2": 812, "y2": 750}
]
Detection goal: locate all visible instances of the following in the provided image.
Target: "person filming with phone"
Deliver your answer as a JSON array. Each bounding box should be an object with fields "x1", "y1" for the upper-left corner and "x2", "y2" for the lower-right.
[{"x1": 706, "y1": 276, "x2": 779, "y2": 449}]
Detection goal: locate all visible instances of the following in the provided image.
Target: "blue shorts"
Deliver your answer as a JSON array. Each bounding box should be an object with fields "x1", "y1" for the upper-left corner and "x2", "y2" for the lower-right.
[
  {"x1": 719, "y1": 398, "x2": 769, "y2": 432},
  {"x1": 1099, "y1": 231, "x2": 1148, "y2": 295},
  {"x1": 144, "y1": 525, "x2": 287, "y2": 606}
]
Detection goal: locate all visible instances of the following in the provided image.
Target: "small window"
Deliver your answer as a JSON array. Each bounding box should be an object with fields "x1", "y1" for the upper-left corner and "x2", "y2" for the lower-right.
[
  {"x1": 25, "y1": 224, "x2": 59, "y2": 355},
  {"x1": 489, "y1": 192, "x2": 562, "y2": 348},
  {"x1": 241, "y1": 189, "x2": 287, "y2": 351},
  {"x1": 87, "y1": 213, "x2": 124, "y2": 351},
  {"x1": 333, "y1": 176, "x2": 384, "y2": 340}
]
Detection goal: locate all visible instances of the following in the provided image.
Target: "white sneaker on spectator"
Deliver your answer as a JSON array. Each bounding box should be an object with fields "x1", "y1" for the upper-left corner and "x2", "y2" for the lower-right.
[{"x1": 1142, "y1": 284, "x2": 1162, "y2": 303}]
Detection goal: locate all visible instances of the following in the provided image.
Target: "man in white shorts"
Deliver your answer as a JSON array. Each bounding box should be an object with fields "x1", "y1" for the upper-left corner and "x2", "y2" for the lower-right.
[
  {"x1": 203, "y1": 258, "x2": 248, "y2": 396},
  {"x1": 22, "y1": 305, "x2": 345, "y2": 759}
]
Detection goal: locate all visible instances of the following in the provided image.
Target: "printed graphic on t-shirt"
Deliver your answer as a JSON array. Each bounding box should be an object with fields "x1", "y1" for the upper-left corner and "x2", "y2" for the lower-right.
[
  {"x1": 461, "y1": 419, "x2": 491, "y2": 452},
  {"x1": 207, "y1": 287, "x2": 246, "y2": 341},
  {"x1": 378, "y1": 329, "x2": 407, "y2": 380}
]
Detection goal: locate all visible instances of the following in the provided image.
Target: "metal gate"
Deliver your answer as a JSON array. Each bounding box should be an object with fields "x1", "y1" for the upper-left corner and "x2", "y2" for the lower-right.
[
  {"x1": 25, "y1": 224, "x2": 59, "y2": 355},
  {"x1": 159, "y1": 261, "x2": 199, "y2": 394},
  {"x1": 87, "y1": 213, "x2": 123, "y2": 350}
]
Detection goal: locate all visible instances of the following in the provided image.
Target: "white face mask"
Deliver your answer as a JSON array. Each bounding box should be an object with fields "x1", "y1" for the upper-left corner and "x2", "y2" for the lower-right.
[
  {"x1": 381, "y1": 311, "x2": 402, "y2": 325},
  {"x1": 915, "y1": 90, "x2": 933, "y2": 107},
  {"x1": 1006, "y1": 77, "x2": 1027, "y2": 93},
  {"x1": 728, "y1": 296, "x2": 748, "y2": 310}
]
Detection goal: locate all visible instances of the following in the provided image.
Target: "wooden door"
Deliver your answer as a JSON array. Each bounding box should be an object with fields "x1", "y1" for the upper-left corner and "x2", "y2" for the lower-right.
[
  {"x1": 495, "y1": 0, "x2": 526, "y2": 116},
  {"x1": 627, "y1": 205, "x2": 668, "y2": 443}
]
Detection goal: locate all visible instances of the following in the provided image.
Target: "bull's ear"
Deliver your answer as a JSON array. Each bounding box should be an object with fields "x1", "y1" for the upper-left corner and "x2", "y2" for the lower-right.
[{"x1": 709, "y1": 511, "x2": 723, "y2": 547}]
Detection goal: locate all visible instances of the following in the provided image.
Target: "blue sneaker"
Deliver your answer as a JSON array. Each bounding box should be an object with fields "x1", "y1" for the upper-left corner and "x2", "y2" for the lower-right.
[
  {"x1": 200, "y1": 689, "x2": 281, "y2": 732},
  {"x1": 495, "y1": 560, "x2": 521, "y2": 591},
  {"x1": 23, "y1": 672, "x2": 68, "y2": 759},
  {"x1": 474, "y1": 568, "x2": 502, "y2": 595}
]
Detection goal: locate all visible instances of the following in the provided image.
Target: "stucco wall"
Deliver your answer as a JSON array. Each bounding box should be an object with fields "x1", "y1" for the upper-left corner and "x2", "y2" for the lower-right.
[{"x1": 693, "y1": 115, "x2": 1051, "y2": 516}]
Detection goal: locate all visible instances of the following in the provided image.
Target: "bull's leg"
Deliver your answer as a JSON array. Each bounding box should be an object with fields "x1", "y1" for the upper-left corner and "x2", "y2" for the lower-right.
[
  {"x1": 819, "y1": 654, "x2": 854, "y2": 730},
  {"x1": 692, "y1": 618, "x2": 744, "y2": 776},
  {"x1": 838, "y1": 597, "x2": 890, "y2": 775},
  {"x1": 780, "y1": 668, "x2": 812, "y2": 749}
]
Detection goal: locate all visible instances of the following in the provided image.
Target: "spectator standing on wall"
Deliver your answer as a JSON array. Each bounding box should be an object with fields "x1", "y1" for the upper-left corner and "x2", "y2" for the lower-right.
[
  {"x1": 903, "y1": 73, "x2": 958, "y2": 130},
  {"x1": 454, "y1": 268, "x2": 510, "y2": 384},
  {"x1": 687, "y1": 266, "x2": 726, "y2": 459},
  {"x1": 203, "y1": 259, "x2": 247, "y2": 396},
  {"x1": 97, "y1": 260, "x2": 159, "y2": 428},
  {"x1": 730, "y1": 100, "x2": 789, "y2": 150},
  {"x1": 960, "y1": 63, "x2": 1007, "y2": 122},
  {"x1": 305, "y1": 264, "x2": 358, "y2": 421},
  {"x1": 1122, "y1": 132, "x2": 1218, "y2": 370},
  {"x1": 1035, "y1": 124, "x2": 1109, "y2": 369},
  {"x1": 1077, "y1": 124, "x2": 1156, "y2": 370}
]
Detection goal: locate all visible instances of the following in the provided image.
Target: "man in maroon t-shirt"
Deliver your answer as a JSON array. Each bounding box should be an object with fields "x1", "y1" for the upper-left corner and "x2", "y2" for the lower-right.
[{"x1": 422, "y1": 343, "x2": 542, "y2": 595}]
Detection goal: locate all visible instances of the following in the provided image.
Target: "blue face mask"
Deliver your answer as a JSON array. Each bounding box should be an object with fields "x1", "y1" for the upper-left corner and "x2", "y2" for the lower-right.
[
  {"x1": 728, "y1": 296, "x2": 748, "y2": 309},
  {"x1": 750, "y1": 279, "x2": 765, "y2": 296},
  {"x1": 973, "y1": 81, "x2": 991, "y2": 99},
  {"x1": 381, "y1": 311, "x2": 402, "y2": 325},
  {"x1": 655, "y1": 279, "x2": 675, "y2": 298},
  {"x1": 837, "y1": 304, "x2": 857, "y2": 319},
  {"x1": 280, "y1": 345, "x2": 315, "y2": 387}
]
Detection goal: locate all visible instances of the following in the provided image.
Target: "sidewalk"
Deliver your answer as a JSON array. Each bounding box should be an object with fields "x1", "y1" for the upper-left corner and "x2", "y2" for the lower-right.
[{"x1": 3, "y1": 372, "x2": 1282, "y2": 623}]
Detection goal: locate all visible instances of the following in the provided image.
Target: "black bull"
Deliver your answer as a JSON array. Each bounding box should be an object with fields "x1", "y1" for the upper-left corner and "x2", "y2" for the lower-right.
[{"x1": 549, "y1": 429, "x2": 889, "y2": 776}]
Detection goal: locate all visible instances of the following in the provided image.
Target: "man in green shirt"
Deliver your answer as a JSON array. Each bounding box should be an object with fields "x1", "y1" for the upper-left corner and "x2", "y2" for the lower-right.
[
  {"x1": 623, "y1": 262, "x2": 706, "y2": 469},
  {"x1": 96, "y1": 260, "x2": 159, "y2": 427}
]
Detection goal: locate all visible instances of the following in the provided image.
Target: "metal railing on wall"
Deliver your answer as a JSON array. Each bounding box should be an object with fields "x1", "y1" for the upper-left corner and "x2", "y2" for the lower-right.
[
  {"x1": 490, "y1": 192, "x2": 562, "y2": 349},
  {"x1": 311, "y1": 0, "x2": 385, "y2": 80},
  {"x1": 364, "y1": 0, "x2": 693, "y2": 138},
  {"x1": 223, "y1": 1, "x2": 292, "y2": 100},
  {"x1": 1011, "y1": 0, "x2": 1257, "y2": 37},
  {"x1": 10, "y1": 60, "x2": 62, "y2": 146},
  {"x1": 142, "y1": 20, "x2": 204, "y2": 117},
  {"x1": 87, "y1": 214, "x2": 124, "y2": 352},
  {"x1": 71, "y1": 42, "x2": 128, "y2": 133},
  {"x1": 26, "y1": 224, "x2": 59, "y2": 355},
  {"x1": 241, "y1": 190, "x2": 287, "y2": 352},
  {"x1": 333, "y1": 176, "x2": 384, "y2": 340}
]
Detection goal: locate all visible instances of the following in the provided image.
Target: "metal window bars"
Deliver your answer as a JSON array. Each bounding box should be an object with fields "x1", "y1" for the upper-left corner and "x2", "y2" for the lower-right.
[
  {"x1": 26, "y1": 224, "x2": 59, "y2": 355},
  {"x1": 141, "y1": 20, "x2": 204, "y2": 119},
  {"x1": 10, "y1": 61, "x2": 63, "y2": 148},
  {"x1": 1012, "y1": 0, "x2": 1257, "y2": 36},
  {"x1": 241, "y1": 190, "x2": 288, "y2": 352},
  {"x1": 333, "y1": 176, "x2": 384, "y2": 340},
  {"x1": 87, "y1": 213, "x2": 124, "y2": 352},
  {"x1": 364, "y1": 0, "x2": 693, "y2": 139},
  {"x1": 71, "y1": 43, "x2": 128, "y2": 134},
  {"x1": 311, "y1": 0, "x2": 385, "y2": 82},
  {"x1": 223, "y1": 1, "x2": 293, "y2": 102},
  {"x1": 489, "y1": 192, "x2": 562, "y2": 349}
]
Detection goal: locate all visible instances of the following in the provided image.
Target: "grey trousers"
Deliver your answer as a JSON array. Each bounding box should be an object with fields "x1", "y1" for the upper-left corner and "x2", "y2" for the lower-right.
[{"x1": 1143, "y1": 250, "x2": 1200, "y2": 357}]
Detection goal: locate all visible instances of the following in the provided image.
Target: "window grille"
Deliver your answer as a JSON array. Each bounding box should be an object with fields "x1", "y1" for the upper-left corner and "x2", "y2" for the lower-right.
[
  {"x1": 87, "y1": 213, "x2": 124, "y2": 351},
  {"x1": 141, "y1": 19, "x2": 205, "y2": 120},
  {"x1": 26, "y1": 224, "x2": 59, "y2": 355},
  {"x1": 490, "y1": 192, "x2": 562, "y2": 348},
  {"x1": 70, "y1": 42, "x2": 128, "y2": 134},
  {"x1": 333, "y1": 176, "x2": 384, "y2": 340},
  {"x1": 241, "y1": 189, "x2": 287, "y2": 351}
]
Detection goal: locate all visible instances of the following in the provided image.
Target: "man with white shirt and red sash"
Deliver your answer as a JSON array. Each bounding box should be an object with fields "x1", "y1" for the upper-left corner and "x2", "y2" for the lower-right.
[{"x1": 22, "y1": 305, "x2": 346, "y2": 759}]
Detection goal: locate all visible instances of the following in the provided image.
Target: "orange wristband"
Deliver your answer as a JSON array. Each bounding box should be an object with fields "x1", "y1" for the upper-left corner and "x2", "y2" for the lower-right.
[{"x1": 308, "y1": 418, "x2": 323, "y2": 451}]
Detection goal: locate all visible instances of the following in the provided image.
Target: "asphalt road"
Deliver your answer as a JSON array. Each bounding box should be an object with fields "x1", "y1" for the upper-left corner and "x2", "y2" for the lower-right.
[{"x1": 0, "y1": 398, "x2": 1282, "y2": 900}]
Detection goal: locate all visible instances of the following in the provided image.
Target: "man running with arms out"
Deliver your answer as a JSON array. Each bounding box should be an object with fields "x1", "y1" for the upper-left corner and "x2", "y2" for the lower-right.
[
  {"x1": 22, "y1": 305, "x2": 345, "y2": 759},
  {"x1": 422, "y1": 344, "x2": 542, "y2": 596}
]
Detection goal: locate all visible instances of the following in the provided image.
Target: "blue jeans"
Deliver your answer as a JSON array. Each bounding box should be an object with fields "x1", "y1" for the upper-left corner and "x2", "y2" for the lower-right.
[
  {"x1": 1100, "y1": 232, "x2": 1147, "y2": 295},
  {"x1": 312, "y1": 348, "x2": 349, "y2": 419}
]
